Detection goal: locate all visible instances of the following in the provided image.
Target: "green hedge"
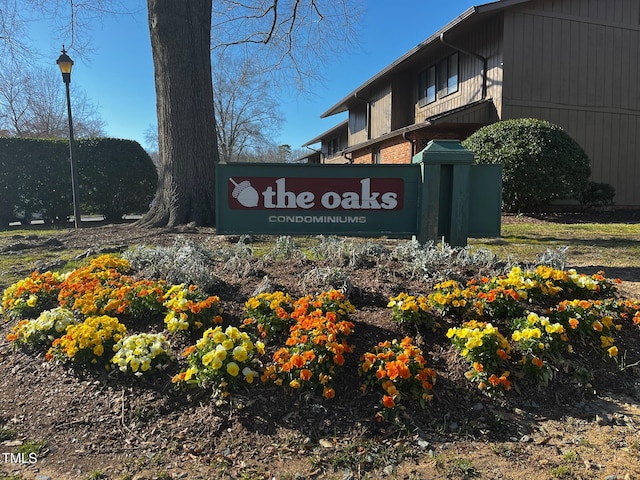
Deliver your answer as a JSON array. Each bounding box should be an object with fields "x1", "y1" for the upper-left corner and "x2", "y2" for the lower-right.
[
  {"x1": 462, "y1": 118, "x2": 591, "y2": 213},
  {"x1": 0, "y1": 137, "x2": 157, "y2": 225}
]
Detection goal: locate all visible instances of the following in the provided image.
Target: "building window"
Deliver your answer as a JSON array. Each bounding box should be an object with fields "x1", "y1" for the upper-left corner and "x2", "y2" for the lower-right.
[
  {"x1": 326, "y1": 137, "x2": 340, "y2": 157},
  {"x1": 438, "y1": 52, "x2": 458, "y2": 97},
  {"x1": 418, "y1": 65, "x2": 436, "y2": 107},
  {"x1": 418, "y1": 52, "x2": 458, "y2": 107}
]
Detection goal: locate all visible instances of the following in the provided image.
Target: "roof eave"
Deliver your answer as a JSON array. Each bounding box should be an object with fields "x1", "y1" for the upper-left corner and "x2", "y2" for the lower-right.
[
  {"x1": 320, "y1": 5, "x2": 479, "y2": 118},
  {"x1": 301, "y1": 119, "x2": 349, "y2": 147},
  {"x1": 320, "y1": 0, "x2": 529, "y2": 119}
]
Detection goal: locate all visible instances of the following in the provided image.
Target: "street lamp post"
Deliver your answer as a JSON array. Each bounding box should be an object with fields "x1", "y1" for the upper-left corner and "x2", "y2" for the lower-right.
[{"x1": 56, "y1": 46, "x2": 81, "y2": 228}]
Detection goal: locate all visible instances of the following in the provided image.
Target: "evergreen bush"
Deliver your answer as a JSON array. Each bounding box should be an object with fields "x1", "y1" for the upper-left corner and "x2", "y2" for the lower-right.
[{"x1": 462, "y1": 118, "x2": 591, "y2": 212}]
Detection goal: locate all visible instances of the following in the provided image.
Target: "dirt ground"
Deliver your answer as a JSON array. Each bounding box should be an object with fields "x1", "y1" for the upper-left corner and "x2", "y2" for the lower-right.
[{"x1": 1, "y1": 214, "x2": 639, "y2": 480}]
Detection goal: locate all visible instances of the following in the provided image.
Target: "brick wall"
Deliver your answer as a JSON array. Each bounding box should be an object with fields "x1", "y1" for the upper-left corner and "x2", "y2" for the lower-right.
[
  {"x1": 350, "y1": 130, "x2": 466, "y2": 165},
  {"x1": 380, "y1": 138, "x2": 412, "y2": 164},
  {"x1": 352, "y1": 150, "x2": 371, "y2": 164}
]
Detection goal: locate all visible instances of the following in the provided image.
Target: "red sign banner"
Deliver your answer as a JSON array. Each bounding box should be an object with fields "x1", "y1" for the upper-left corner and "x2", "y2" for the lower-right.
[{"x1": 227, "y1": 177, "x2": 404, "y2": 211}]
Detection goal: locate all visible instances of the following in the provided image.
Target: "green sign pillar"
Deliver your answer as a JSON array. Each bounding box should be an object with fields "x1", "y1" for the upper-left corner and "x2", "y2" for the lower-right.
[{"x1": 413, "y1": 140, "x2": 475, "y2": 247}]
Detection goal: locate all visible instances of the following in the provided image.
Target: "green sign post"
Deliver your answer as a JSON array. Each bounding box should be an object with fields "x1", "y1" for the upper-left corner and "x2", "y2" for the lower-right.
[{"x1": 216, "y1": 141, "x2": 502, "y2": 245}]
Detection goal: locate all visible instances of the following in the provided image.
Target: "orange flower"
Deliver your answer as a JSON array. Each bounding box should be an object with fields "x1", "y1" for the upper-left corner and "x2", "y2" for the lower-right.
[
  {"x1": 473, "y1": 362, "x2": 483, "y2": 372},
  {"x1": 290, "y1": 353, "x2": 306, "y2": 368},
  {"x1": 592, "y1": 321, "x2": 603, "y2": 332},
  {"x1": 578, "y1": 300, "x2": 592, "y2": 309},
  {"x1": 333, "y1": 353, "x2": 345, "y2": 366},
  {"x1": 322, "y1": 387, "x2": 335, "y2": 399},
  {"x1": 299, "y1": 369, "x2": 313, "y2": 381},
  {"x1": 382, "y1": 395, "x2": 395, "y2": 409},
  {"x1": 397, "y1": 363, "x2": 411, "y2": 380},
  {"x1": 496, "y1": 349, "x2": 509, "y2": 360},
  {"x1": 385, "y1": 362, "x2": 399, "y2": 380},
  {"x1": 182, "y1": 345, "x2": 196, "y2": 357},
  {"x1": 568, "y1": 318, "x2": 579, "y2": 329},
  {"x1": 531, "y1": 356, "x2": 544, "y2": 368}
]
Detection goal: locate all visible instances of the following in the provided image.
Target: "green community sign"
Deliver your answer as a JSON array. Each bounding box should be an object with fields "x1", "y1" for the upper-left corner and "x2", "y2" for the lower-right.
[
  {"x1": 216, "y1": 163, "x2": 420, "y2": 236},
  {"x1": 216, "y1": 140, "x2": 502, "y2": 246}
]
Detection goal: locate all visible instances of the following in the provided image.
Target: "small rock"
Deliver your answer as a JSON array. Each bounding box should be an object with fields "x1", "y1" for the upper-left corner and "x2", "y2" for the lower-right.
[
  {"x1": 341, "y1": 470, "x2": 354, "y2": 480},
  {"x1": 417, "y1": 439, "x2": 430, "y2": 449},
  {"x1": 35, "y1": 476, "x2": 52, "y2": 480},
  {"x1": 1, "y1": 440, "x2": 23, "y2": 447},
  {"x1": 319, "y1": 438, "x2": 333, "y2": 448}
]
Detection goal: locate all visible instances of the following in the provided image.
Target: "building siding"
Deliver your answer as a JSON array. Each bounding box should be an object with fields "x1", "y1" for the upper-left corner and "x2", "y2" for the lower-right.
[
  {"x1": 502, "y1": 0, "x2": 640, "y2": 206},
  {"x1": 307, "y1": 0, "x2": 640, "y2": 207},
  {"x1": 415, "y1": 14, "x2": 505, "y2": 123},
  {"x1": 348, "y1": 103, "x2": 368, "y2": 145},
  {"x1": 370, "y1": 84, "x2": 393, "y2": 139}
]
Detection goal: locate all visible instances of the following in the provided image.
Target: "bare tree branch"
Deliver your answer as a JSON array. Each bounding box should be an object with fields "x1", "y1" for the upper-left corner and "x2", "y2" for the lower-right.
[{"x1": 211, "y1": 0, "x2": 362, "y2": 92}]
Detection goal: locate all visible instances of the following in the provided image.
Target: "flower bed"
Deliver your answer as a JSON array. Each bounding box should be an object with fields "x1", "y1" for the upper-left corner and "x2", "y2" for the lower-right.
[{"x1": 3, "y1": 254, "x2": 640, "y2": 422}]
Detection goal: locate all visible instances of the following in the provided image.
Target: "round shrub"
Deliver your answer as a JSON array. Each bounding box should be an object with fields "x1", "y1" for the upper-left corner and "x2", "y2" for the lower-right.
[{"x1": 462, "y1": 118, "x2": 591, "y2": 212}]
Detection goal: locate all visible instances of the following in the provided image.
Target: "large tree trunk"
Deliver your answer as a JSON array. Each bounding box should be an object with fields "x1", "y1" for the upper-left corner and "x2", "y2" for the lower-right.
[{"x1": 139, "y1": 0, "x2": 219, "y2": 227}]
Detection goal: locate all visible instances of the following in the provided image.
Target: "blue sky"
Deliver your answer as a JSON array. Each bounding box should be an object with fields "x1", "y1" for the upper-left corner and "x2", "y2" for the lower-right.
[{"x1": 35, "y1": 1, "x2": 482, "y2": 152}]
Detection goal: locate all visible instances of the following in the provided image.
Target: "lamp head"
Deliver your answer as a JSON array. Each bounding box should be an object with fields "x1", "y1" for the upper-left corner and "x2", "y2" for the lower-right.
[{"x1": 56, "y1": 46, "x2": 73, "y2": 84}]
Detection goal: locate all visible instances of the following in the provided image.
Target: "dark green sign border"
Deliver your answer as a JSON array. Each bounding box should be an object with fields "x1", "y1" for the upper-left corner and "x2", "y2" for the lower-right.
[{"x1": 216, "y1": 163, "x2": 421, "y2": 236}]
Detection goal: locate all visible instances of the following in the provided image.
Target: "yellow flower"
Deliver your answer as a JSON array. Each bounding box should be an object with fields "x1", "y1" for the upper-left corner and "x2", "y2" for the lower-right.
[
  {"x1": 93, "y1": 344, "x2": 104, "y2": 357},
  {"x1": 289, "y1": 379, "x2": 301, "y2": 389},
  {"x1": 601, "y1": 316, "x2": 614, "y2": 329},
  {"x1": 211, "y1": 329, "x2": 227, "y2": 344},
  {"x1": 600, "y1": 336, "x2": 614, "y2": 348},
  {"x1": 141, "y1": 359, "x2": 151, "y2": 372},
  {"x1": 225, "y1": 326, "x2": 241, "y2": 340},
  {"x1": 201, "y1": 351, "x2": 216, "y2": 366},
  {"x1": 184, "y1": 366, "x2": 197, "y2": 381},
  {"x1": 214, "y1": 344, "x2": 227, "y2": 360},
  {"x1": 129, "y1": 357, "x2": 140, "y2": 372},
  {"x1": 465, "y1": 336, "x2": 483, "y2": 350},
  {"x1": 242, "y1": 367, "x2": 257, "y2": 383},
  {"x1": 608, "y1": 346, "x2": 618, "y2": 357},
  {"x1": 226, "y1": 362, "x2": 240, "y2": 377},
  {"x1": 232, "y1": 346, "x2": 248, "y2": 362}
]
